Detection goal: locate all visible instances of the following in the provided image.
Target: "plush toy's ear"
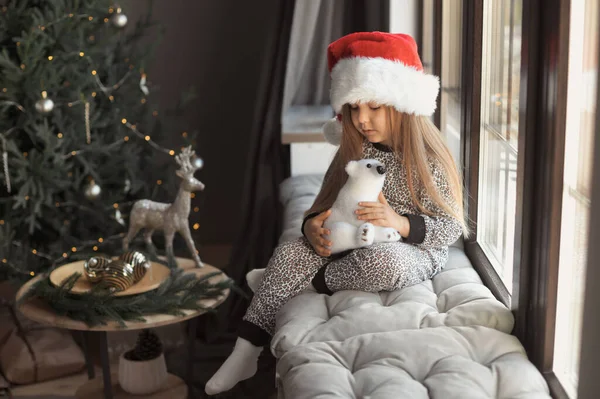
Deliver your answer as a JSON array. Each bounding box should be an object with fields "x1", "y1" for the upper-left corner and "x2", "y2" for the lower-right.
[
  {"x1": 322, "y1": 117, "x2": 343, "y2": 145},
  {"x1": 345, "y1": 160, "x2": 358, "y2": 176}
]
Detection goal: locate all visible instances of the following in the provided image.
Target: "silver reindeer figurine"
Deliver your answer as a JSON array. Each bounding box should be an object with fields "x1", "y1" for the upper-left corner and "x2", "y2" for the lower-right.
[{"x1": 123, "y1": 146, "x2": 205, "y2": 267}]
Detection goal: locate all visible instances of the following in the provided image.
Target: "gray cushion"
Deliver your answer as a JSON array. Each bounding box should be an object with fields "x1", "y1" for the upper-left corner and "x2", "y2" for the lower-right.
[
  {"x1": 271, "y1": 247, "x2": 514, "y2": 357},
  {"x1": 276, "y1": 326, "x2": 550, "y2": 399},
  {"x1": 273, "y1": 175, "x2": 548, "y2": 398}
]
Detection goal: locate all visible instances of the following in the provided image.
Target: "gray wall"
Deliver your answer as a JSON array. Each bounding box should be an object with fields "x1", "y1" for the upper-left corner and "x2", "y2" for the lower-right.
[{"x1": 127, "y1": 0, "x2": 279, "y2": 245}]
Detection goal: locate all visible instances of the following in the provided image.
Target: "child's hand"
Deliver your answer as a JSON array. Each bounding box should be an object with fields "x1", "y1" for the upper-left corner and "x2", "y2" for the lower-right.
[
  {"x1": 305, "y1": 209, "x2": 333, "y2": 257},
  {"x1": 356, "y1": 192, "x2": 406, "y2": 233}
]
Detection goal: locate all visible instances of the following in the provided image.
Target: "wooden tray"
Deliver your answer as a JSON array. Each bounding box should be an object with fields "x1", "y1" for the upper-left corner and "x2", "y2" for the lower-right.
[{"x1": 49, "y1": 260, "x2": 171, "y2": 296}]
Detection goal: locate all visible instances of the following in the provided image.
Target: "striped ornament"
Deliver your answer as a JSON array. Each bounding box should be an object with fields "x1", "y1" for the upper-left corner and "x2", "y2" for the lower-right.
[
  {"x1": 102, "y1": 260, "x2": 135, "y2": 292},
  {"x1": 84, "y1": 256, "x2": 110, "y2": 283},
  {"x1": 119, "y1": 251, "x2": 151, "y2": 283}
]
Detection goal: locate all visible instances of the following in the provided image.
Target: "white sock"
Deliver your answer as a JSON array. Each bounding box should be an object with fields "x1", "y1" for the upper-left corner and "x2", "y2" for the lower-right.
[
  {"x1": 205, "y1": 337, "x2": 263, "y2": 395},
  {"x1": 246, "y1": 268, "x2": 266, "y2": 293}
]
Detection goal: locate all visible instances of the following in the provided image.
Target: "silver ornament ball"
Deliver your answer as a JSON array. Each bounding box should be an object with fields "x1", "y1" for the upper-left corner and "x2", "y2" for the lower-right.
[
  {"x1": 111, "y1": 12, "x2": 128, "y2": 28},
  {"x1": 35, "y1": 98, "x2": 54, "y2": 114},
  {"x1": 84, "y1": 180, "x2": 102, "y2": 199},
  {"x1": 192, "y1": 156, "x2": 204, "y2": 170}
]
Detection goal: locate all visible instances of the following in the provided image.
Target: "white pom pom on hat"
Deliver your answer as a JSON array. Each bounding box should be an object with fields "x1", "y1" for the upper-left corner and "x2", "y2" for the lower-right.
[{"x1": 322, "y1": 116, "x2": 343, "y2": 145}]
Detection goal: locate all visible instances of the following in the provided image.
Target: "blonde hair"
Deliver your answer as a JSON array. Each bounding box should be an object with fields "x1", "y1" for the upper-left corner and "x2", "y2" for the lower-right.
[{"x1": 307, "y1": 104, "x2": 470, "y2": 238}]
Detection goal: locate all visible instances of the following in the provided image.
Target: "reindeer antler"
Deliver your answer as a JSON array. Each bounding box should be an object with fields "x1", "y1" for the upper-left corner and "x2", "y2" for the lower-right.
[{"x1": 175, "y1": 146, "x2": 200, "y2": 176}]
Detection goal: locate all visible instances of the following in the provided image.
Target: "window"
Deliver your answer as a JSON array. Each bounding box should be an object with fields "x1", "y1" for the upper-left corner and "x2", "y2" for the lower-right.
[
  {"x1": 440, "y1": 0, "x2": 463, "y2": 166},
  {"x1": 477, "y1": 0, "x2": 522, "y2": 293},
  {"x1": 553, "y1": 0, "x2": 598, "y2": 396}
]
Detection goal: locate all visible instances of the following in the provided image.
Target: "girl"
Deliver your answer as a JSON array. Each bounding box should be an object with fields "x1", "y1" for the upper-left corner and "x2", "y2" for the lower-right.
[{"x1": 205, "y1": 31, "x2": 469, "y2": 395}]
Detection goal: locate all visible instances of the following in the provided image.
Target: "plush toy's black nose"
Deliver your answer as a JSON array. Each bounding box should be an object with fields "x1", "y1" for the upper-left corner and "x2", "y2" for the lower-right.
[{"x1": 377, "y1": 165, "x2": 386, "y2": 175}]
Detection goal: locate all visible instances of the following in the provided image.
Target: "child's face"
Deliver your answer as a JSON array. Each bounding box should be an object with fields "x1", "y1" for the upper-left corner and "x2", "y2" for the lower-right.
[{"x1": 349, "y1": 102, "x2": 392, "y2": 146}]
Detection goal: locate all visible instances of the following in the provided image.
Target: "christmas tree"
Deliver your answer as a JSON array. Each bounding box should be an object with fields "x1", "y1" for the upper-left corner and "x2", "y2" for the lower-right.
[{"x1": 0, "y1": 0, "x2": 197, "y2": 281}]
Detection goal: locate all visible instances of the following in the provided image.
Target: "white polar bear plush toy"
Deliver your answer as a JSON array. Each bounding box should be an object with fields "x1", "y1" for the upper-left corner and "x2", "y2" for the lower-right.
[
  {"x1": 324, "y1": 159, "x2": 401, "y2": 254},
  {"x1": 245, "y1": 158, "x2": 402, "y2": 293}
]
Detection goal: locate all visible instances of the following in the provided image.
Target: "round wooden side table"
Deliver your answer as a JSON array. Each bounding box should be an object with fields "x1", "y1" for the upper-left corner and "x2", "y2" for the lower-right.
[{"x1": 15, "y1": 258, "x2": 230, "y2": 399}]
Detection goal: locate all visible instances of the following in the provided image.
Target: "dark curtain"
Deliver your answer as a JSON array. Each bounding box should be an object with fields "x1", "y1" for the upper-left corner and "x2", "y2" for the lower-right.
[
  {"x1": 344, "y1": 0, "x2": 390, "y2": 34},
  {"x1": 206, "y1": 0, "x2": 297, "y2": 342},
  {"x1": 173, "y1": 1, "x2": 389, "y2": 397},
  {"x1": 211, "y1": 0, "x2": 391, "y2": 342}
]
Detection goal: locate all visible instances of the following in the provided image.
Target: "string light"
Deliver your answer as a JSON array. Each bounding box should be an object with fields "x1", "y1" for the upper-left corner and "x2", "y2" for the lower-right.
[
  {"x1": 130, "y1": 124, "x2": 136, "y2": 130},
  {"x1": 57, "y1": 132, "x2": 63, "y2": 138},
  {"x1": 55, "y1": 202, "x2": 60, "y2": 207},
  {"x1": 1, "y1": 259, "x2": 6, "y2": 264},
  {"x1": 62, "y1": 253, "x2": 68, "y2": 258},
  {"x1": 48, "y1": 56, "x2": 53, "y2": 61},
  {"x1": 193, "y1": 223, "x2": 200, "y2": 230},
  {"x1": 98, "y1": 237, "x2": 104, "y2": 243},
  {"x1": 169, "y1": 150, "x2": 175, "y2": 156},
  {"x1": 25, "y1": 195, "x2": 29, "y2": 200},
  {"x1": 190, "y1": 193, "x2": 196, "y2": 199},
  {"x1": 104, "y1": 17, "x2": 109, "y2": 23},
  {"x1": 121, "y1": 118, "x2": 127, "y2": 124},
  {"x1": 144, "y1": 135, "x2": 150, "y2": 141},
  {"x1": 20, "y1": 64, "x2": 25, "y2": 70},
  {"x1": 113, "y1": 203, "x2": 119, "y2": 209},
  {"x1": 69, "y1": 13, "x2": 74, "y2": 17},
  {"x1": 30, "y1": 271, "x2": 35, "y2": 276},
  {"x1": 182, "y1": 132, "x2": 188, "y2": 138},
  {"x1": 79, "y1": 51, "x2": 84, "y2": 57},
  {"x1": 194, "y1": 207, "x2": 199, "y2": 212},
  {"x1": 71, "y1": 150, "x2": 77, "y2": 156},
  {"x1": 2, "y1": 88, "x2": 6, "y2": 92},
  {"x1": 109, "y1": 95, "x2": 114, "y2": 101},
  {"x1": 88, "y1": 16, "x2": 93, "y2": 21},
  {"x1": 91, "y1": 70, "x2": 97, "y2": 75},
  {"x1": 157, "y1": 180, "x2": 162, "y2": 185},
  {"x1": 93, "y1": 246, "x2": 98, "y2": 251},
  {"x1": 32, "y1": 249, "x2": 37, "y2": 254},
  {"x1": 152, "y1": 110, "x2": 158, "y2": 117},
  {"x1": 124, "y1": 136, "x2": 129, "y2": 141},
  {"x1": 92, "y1": 92, "x2": 97, "y2": 97},
  {"x1": 71, "y1": 247, "x2": 77, "y2": 252},
  {"x1": 140, "y1": 98, "x2": 146, "y2": 104},
  {"x1": 89, "y1": 35, "x2": 95, "y2": 41},
  {"x1": 23, "y1": 152, "x2": 28, "y2": 157}
]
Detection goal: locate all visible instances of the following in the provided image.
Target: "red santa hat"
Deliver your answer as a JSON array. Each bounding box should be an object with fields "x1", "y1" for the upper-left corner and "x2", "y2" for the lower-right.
[{"x1": 322, "y1": 31, "x2": 440, "y2": 145}]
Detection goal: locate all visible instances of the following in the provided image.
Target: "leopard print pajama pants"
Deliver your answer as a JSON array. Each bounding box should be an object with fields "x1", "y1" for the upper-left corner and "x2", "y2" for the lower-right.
[{"x1": 239, "y1": 236, "x2": 442, "y2": 345}]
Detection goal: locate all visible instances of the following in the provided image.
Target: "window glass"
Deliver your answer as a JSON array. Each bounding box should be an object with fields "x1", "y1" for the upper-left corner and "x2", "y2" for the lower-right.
[
  {"x1": 478, "y1": 0, "x2": 523, "y2": 293},
  {"x1": 553, "y1": 0, "x2": 598, "y2": 396}
]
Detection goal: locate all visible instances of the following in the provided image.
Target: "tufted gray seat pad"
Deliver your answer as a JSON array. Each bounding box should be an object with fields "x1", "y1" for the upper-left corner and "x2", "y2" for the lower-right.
[
  {"x1": 276, "y1": 326, "x2": 550, "y2": 399},
  {"x1": 272, "y1": 174, "x2": 549, "y2": 398}
]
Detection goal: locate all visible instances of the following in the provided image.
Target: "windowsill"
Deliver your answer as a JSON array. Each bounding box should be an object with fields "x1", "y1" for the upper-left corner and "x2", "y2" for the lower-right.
[
  {"x1": 464, "y1": 241, "x2": 511, "y2": 308},
  {"x1": 281, "y1": 105, "x2": 333, "y2": 144},
  {"x1": 544, "y1": 371, "x2": 570, "y2": 399}
]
